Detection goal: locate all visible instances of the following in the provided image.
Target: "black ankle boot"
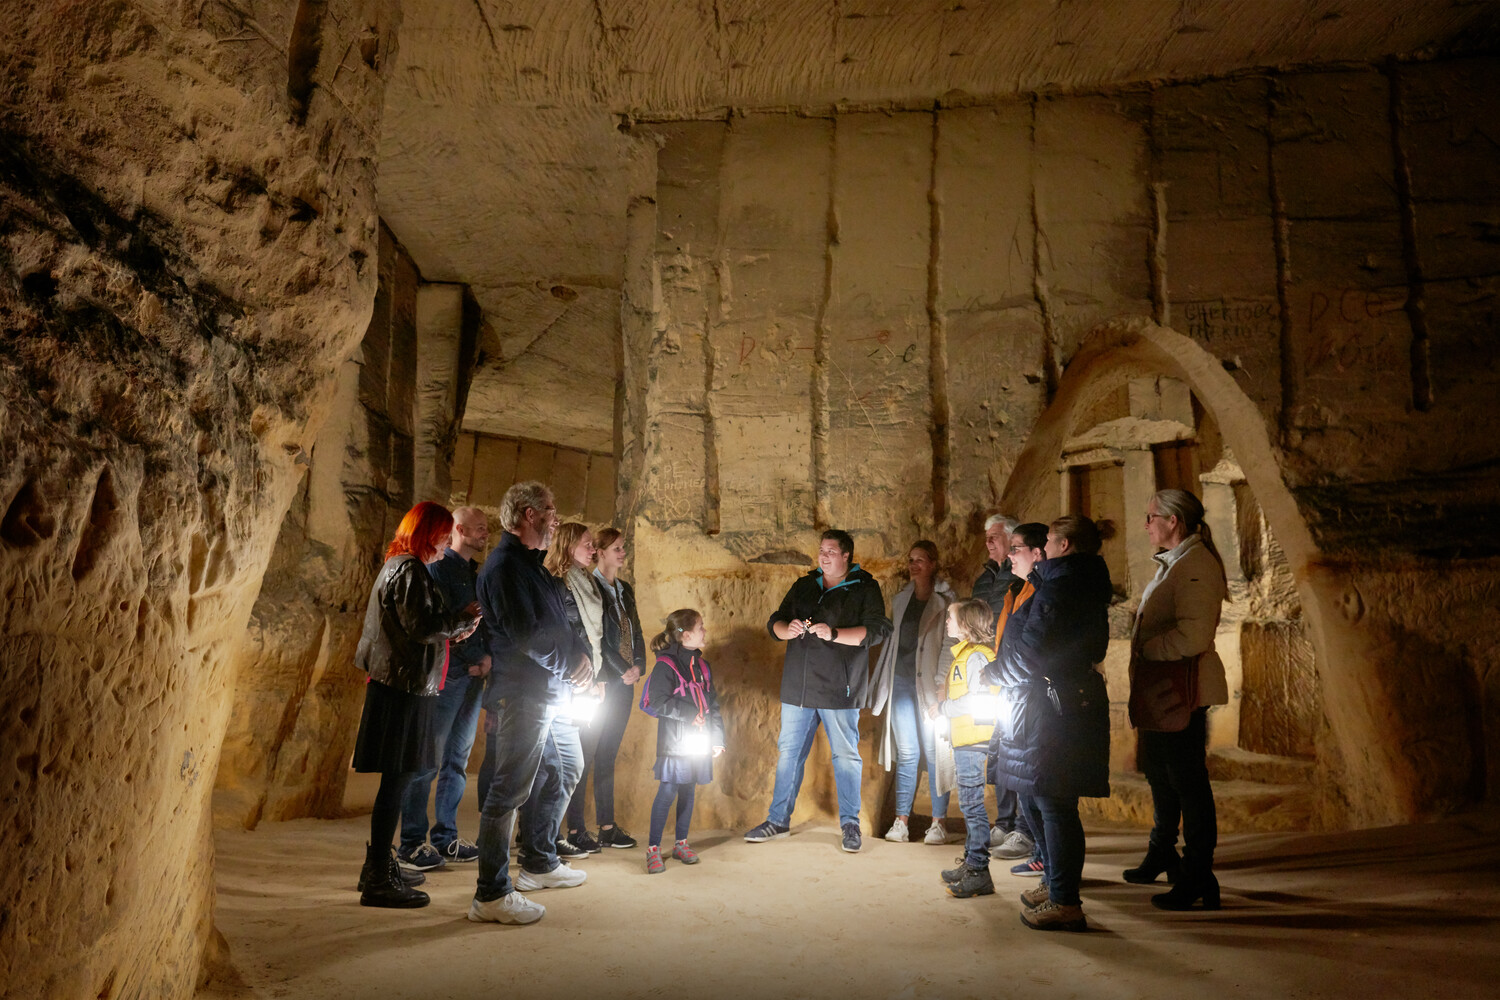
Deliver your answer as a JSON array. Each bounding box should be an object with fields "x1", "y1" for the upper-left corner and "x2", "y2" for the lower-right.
[
  {"x1": 359, "y1": 844, "x2": 430, "y2": 909},
  {"x1": 1151, "y1": 869, "x2": 1220, "y2": 911},
  {"x1": 358, "y1": 850, "x2": 425, "y2": 892},
  {"x1": 1123, "y1": 843, "x2": 1180, "y2": 885}
]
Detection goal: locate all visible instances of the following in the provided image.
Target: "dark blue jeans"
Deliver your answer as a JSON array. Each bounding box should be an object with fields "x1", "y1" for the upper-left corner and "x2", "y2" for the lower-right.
[
  {"x1": 399, "y1": 671, "x2": 484, "y2": 852},
  {"x1": 1031, "y1": 794, "x2": 1086, "y2": 906},
  {"x1": 1018, "y1": 793, "x2": 1046, "y2": 865},
  {"x1": 474, "y1": 694, "x2": 554, "y2": 902},
  {"x1": 1139, "y1": 706, "x2": 1217, "y2": 871},
  {"x1": 954, "y1": 748, "x2": 990, "y2": 869},
  {"x1": 993, "y1": 786, "x2": 1020, "y2": 834},
  {"x1": 518, "y1": 718, "x2": 583, "y2": 874},
  {"x1": 649, "y1": 781, "x2": 696, "y2": 846}
]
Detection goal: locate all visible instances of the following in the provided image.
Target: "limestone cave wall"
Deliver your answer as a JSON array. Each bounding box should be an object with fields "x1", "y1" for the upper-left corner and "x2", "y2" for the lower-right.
[
  {"x1": 618, "y1": 56, "x2": 1500, "y2": 833},
  {"x1": 0, "y1": 1, "x2": 398, "y2": 995},
  {"x1": 214, "y1": 225, "x2": 480, "y2": 830}
]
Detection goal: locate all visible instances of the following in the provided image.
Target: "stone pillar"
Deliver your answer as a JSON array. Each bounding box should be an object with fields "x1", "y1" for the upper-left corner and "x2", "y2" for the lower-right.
[{"x1": 414, "y1": 283, "x2": 468, "y2": 503}]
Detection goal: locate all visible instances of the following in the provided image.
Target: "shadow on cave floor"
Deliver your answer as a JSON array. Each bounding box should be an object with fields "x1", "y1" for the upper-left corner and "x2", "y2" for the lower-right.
[{"x1": 200, "y1": 795, "x2": 1500, "y2": 1000}]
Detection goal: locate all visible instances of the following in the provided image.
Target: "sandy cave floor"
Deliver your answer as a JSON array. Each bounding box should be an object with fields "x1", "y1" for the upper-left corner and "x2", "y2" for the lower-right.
[{"x1": 201, "y1": 787, "x2": 1500, "y2": 1000}]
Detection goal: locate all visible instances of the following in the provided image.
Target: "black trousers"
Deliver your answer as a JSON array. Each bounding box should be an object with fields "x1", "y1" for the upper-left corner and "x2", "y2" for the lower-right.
[
  {"x1": 566, "y1": 675, "x2": 635, "y2": 831},
  {"x1": 1138, "y1": 706, "x2": 1217, "y2": 871}
]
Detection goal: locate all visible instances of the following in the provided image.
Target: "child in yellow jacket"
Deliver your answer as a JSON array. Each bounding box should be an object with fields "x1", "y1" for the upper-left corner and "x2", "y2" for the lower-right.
[{"x1": 938, "y1": 598, "x2": 1003, "y2": 899}]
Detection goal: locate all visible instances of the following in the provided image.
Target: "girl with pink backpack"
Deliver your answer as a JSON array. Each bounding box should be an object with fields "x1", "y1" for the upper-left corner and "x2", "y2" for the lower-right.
[{"x1": 639, "y1": 609, "x2": 724, "y2": 873}]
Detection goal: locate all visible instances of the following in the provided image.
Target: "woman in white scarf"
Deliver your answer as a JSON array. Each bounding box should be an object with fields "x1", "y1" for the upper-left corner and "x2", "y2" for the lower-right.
[
  {"x1": 545, "y1": 522, "x2": 609, "y2": 855},
  {"x1": 868, "y1": 541, "x2": 956, "y2": 845}
]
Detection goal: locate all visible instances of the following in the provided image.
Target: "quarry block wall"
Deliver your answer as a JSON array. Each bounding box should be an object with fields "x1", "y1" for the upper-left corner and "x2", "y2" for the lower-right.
[{"x1": 619, "y1": 59, "x2": 1500, "y2": 835}]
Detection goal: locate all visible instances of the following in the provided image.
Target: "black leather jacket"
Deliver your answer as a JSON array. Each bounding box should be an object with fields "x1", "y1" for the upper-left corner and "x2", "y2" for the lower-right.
[
  {"x1": 355, "y1": 555, "x2": 475, "y2": 695},
  {"x1": 598, "y1": 575, "x2": 647, "y2": 680}
]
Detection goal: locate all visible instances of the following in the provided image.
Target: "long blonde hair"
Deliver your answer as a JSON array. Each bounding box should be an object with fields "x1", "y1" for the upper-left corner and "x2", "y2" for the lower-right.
[{"x1": 544, "y1": 521, "x2": 591, "y2": 578}]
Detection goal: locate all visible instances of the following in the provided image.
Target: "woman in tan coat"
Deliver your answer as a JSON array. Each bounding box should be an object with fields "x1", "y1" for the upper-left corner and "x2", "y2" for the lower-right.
[{"x1": 1126, "y1": 488, "x2": 1229, "y2": 910}]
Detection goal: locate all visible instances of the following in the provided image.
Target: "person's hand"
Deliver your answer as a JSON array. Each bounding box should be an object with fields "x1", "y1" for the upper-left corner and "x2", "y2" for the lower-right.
[
  {"x1": 469, "y1": 654, "x2": 492, "y2": 678},
  {"x1": 621, "y1": 665, "x2": 641, "y2": 685},
  {"x1": 809, "y1": 622, "x2": 834, "y2": 641},
  {"x1": 785, "y1": 618, "x2": 807, "y2": 638},
  {"x1": 463, "y1": 600, "x2": 482, "y2": 618},
  {"x1": 567, "y1": 655, "x2": 593, "y2": 687},
  {"x1": 713, "y1": 746, "x2": 725, "y2": 758},
  {"x1": 926, "y1": 702, "x2": 942, "y2": 720}
]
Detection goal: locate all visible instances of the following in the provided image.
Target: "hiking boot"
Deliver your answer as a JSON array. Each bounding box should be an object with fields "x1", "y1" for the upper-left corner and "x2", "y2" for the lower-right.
[
  {"x1": 945, "y1": 864, "x2": 995, "y2": 899},
  {"x1": 359, "y1": 844, "x2": 430, "y2": 909},
  {"x1": 396, "y1": 843, "x2": 445, "y2": 872},
  {"x1": 940, "y1": 857, "x2": 968, "y2": 884},
  {"x1": 992, "y1": 829, "x2": 1034, "y2": 860},
  {"x1": 743, "y1": 820, "x2": 790, "y2": 843},
  {"x1": 1010, "y1": 858, "x2": 1046, "y2": 877},
  {"x1": 1020, "y1": 899, "x2": 1087, "y2": 931},
  {"x1": 567, "y1": 828, "x2": 602, "y2": 854},
  {"x1": 884, "y1": 817, "x2": 910, "y2": 843},
  {"x1": 440, "y1": 838, "x2": 479, "y2": 864},
  {"x1": 672, "y1": 840, "x2": 700, "y2": 864},
  {"x1": 1123, "y1": 842, "x2": 1181, "y2": 885},
  {"x1": 1020, "y1": 882, "x2": 1051, "y2": 910},
  {"x1": 923, "y1": 819, "x2": 950, "y2": 845},
  {"x1": 515, "y1": 863, "x2": 587, "y2": 891},
  {"x1": 598, "y1": 825, "x2": 638, "y2": 849},
  {"x1": 645, "y1": 846, "x2": 665, "y2": 874},
  {"x1": 467, "y1": 891, "x2": 544, "y2": 925},
  {"x1": 840, "y1": 823, "x2": 862, "y2": 854}
]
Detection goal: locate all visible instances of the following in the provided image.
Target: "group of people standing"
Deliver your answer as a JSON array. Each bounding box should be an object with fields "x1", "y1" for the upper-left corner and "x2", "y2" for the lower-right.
[
  {"x1": 741, "y1": 494, "x2": 1230, "y2": 931},
  {"x1": 351, "y1": 483, "x2": 661, "y2": 924},
  {"x1": 348, "y1": 475, "x2": 1230, "y2": 932}
]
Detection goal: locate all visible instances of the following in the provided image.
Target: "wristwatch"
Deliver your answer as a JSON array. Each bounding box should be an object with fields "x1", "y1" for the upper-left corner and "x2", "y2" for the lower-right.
[{"x1": 829, "y1": 626, "x2": 839, "y2": 641}]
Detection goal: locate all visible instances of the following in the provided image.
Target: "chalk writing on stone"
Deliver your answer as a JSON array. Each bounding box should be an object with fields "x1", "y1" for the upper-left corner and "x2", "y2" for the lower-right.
[{"x1": 1181, "y1": 299, "x2": 1279, "y2": 346}]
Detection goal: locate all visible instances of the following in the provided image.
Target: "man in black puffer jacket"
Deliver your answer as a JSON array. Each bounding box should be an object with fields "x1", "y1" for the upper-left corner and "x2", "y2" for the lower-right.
[{"x1": 743, "y1": 529, "x2": 891, "y2": 854}]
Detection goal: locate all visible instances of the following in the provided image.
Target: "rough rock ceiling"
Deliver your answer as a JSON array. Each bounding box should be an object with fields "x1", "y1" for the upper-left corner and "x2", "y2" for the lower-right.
[{"x1": 378, "y1": 0, "x2": 1498, "y2": 452}]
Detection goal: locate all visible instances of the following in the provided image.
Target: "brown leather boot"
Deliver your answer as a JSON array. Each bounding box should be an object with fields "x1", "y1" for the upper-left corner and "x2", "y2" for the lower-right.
[{"x1": 1020, "y1": 899, "x2": 1087, "y2": 931}]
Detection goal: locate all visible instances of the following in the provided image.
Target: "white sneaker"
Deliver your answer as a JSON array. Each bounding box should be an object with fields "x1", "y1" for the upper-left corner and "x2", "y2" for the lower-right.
[
  {"x1": 514, "y1": 863, "x2": 588, "y2": 891},
  {"x1": 924, "y1": 819, "x2": 950, "y2": 845},
  {"x1": 466, "y1": 892, "x2": 544, "y2": 925},
  {"x1": 993, "y1": 828, "x2": 1035, "y2": 860},
  {"x1": 884, "y1": 818, "x2": 910, "y2": 843},
  {"x1": 989, "y1": 824, "x2": 1006, "y2": 848}
]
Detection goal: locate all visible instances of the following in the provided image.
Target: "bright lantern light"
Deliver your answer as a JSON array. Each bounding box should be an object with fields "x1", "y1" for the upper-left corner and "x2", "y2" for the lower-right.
[
  {"x1": 681, "y1": 731, "x2": 712, "y2": 756},
  {"x1": 566, "y1": 694, "x2": 601, "y2": 724}
]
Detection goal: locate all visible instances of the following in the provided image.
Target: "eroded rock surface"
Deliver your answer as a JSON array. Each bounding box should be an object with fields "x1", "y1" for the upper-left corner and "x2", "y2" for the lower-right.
[{"x1": 1, "y1": 2, "x2": 396, "y2": 995}]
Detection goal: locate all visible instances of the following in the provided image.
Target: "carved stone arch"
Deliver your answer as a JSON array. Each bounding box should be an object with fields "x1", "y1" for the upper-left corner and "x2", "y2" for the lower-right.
[{"x1": 998, "y1": 317, "x2": 1426, "y2": 829}]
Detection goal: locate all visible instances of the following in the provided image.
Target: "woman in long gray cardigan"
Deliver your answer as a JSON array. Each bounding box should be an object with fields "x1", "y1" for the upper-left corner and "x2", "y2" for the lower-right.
[{"x1": 868, "y1": 541, "x2": 956, "y2": 845}]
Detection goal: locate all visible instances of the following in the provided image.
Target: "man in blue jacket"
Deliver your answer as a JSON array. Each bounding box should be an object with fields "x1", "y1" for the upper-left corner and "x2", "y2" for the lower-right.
[
  {"x1": 744, "y1": 529, "x2": 891, "y2": 853},
  {"x1": 468, "y1": 482, "x2": 592, "y2": 926}
]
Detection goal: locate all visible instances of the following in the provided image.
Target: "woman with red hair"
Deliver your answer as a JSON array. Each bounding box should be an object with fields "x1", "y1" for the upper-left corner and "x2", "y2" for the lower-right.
[{"x1": 352, "y1": 501, "x2": 482, "y2": 909}]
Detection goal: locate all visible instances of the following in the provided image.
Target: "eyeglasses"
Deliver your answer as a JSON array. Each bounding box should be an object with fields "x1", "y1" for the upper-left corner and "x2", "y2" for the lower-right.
[{"x1": 1145, "y1": 513, "x2": 1167, "y2": 524}]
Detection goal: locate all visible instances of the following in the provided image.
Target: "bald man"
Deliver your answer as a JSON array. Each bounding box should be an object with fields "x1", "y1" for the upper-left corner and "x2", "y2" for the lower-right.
[{"x1": 397, "y1": 506, "x2": 493, "y2": 871}]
